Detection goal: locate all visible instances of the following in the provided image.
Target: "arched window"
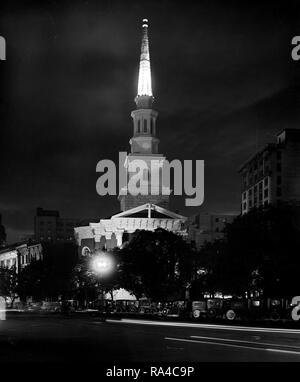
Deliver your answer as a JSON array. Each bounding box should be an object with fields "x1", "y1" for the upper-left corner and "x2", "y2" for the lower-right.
[{"x1": 143, "y1": 119, "x2": 147, "y2": 133}]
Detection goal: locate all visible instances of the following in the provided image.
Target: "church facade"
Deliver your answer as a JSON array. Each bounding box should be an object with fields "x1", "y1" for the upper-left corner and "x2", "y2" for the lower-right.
[{"x1": 74, "y1": 19, "x2": 187, "y2": 256}]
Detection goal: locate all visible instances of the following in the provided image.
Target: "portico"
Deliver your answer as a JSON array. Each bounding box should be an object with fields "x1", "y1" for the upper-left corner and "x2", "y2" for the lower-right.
[{"x1": 75, "y1": 203, "x2": 187, "y2": 255}]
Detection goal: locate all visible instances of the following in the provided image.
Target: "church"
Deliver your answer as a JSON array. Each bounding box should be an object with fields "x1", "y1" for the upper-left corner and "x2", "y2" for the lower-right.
[{"x1": 74, "y1": 19, "x2": 187, "y2": 256}]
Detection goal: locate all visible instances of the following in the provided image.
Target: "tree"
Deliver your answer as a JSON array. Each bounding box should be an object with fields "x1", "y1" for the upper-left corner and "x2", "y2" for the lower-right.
[
  {"x1": 0, "y1": 267, "x2": 18, "y2": 307},
  {"x1": 17, "y1": 243, "x2": 78, "y2": 302},
  {"x1": 118, "y1": 228, "x2": 196, "y2": 301},
  {"x1": 190, "y1": 239, "x2": 227, "y2": 298},
  {"x1": 41, "y1": 242, "x2": 78, "y2": 299},
  {"x1": 17, "y1": 260, "x2": 47, "y2": 302},
  {"x1": 196, "y1": 204, "x2": 300, "y2": 297}
]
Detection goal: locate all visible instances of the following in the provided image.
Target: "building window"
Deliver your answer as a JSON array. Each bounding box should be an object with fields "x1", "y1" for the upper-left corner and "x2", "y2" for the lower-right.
[
  {"x1": 277, "y1": 151, "x2": 282, "y2": 160},
  {"x1": 137, "y1": 120, "x2": 141, "y2": 133},
  {"x1": 277, "y1": 176, "x2": 282, "y2": 185},
  {"x1": 277, "y1": 188, "x2": 282, "y2": 197},
  {"x1": 143, "y1": 119, "x2": 147, "y2": 132},
  {"x1": 264, "y1": 178, "x2": 268, "y2": 186},
  {"x1": 277, "y1": 163, "x2": 281, "y2": 172},
  {"x1": 215, "y1": 218, "x2": 219, "y2": 222},
  {"x1": 150, "y1": 118, "x2": 153, "y2": 134},
  {"x1": 264, "y1": 189, "x2": 268, "y2": 198}
]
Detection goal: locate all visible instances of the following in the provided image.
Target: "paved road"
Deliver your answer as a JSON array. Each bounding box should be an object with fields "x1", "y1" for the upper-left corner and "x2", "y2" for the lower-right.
[{"x1": 0, "y1": 315, "x2": 300, "y2": 362}]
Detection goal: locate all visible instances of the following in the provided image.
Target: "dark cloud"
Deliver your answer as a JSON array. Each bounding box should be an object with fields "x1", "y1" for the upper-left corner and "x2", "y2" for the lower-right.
[{"x1": 0, "y1": 0, "x2": 299, "y2": 242}]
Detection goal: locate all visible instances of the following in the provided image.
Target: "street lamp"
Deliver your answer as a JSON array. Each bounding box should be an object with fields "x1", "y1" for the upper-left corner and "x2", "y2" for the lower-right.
[
  {"x1": 90, "y1": 251, "x2": 115, "y2": 319},
  {"x1": 90, "y1": 252, "x2": 115, "y2": 277}
]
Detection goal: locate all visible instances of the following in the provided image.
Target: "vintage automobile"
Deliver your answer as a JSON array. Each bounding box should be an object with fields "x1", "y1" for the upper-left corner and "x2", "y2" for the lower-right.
[
  {"x1": 40, "y1": 301, "x2": 61, "y2": 313},
  {"x1": 25, "y1": 301, "x2": 43, "y2": 312},
  {"x1": 245, "y1": 297, "x2": 289, "y2": 321},
  {"x1": 114, "y1": 300, "x2": 139, "y2": 314},
  {"x1": 157, "y1": 301, "x2": 189, "y2": 318},
  {"x1": 138, "y1": 300, "x2": 158, "y2": 315},
  {"x1": 223, "y1": 299, "x2": 248, "y2": 321},
  {"x1": 205, "y1": 298, "x2": 226, "y2": 319},
  {"x1": 191, "y1": 300, "x2": 207, "y2": 319},
  {"x1": 60, "y1": 299, "x2": 79, "y2": 313},
  {"x1": 266, "y1": 298, "x2": 290, "y2": 321}
]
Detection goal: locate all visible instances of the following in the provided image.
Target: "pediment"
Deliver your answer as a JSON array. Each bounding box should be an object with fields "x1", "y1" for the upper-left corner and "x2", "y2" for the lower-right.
[{"x1": 111, "y1": 203, "x2": 186, "y2": 220}]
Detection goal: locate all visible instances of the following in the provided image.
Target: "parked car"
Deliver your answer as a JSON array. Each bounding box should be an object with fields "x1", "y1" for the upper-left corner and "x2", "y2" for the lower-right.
[
  {"x1": 115, "y1": 300, "x2": 139, "y2": 314},
  {"x1": 223, "y1": 299, "x2": 248, "y2": 321},
  {"x1": 191, "y1": 300, "x2": 207, "y2": 319},
  {"x1": 60, "y1": 299, "x2": 79, "y2": 314},
  {"x1": 25, "y1": 302, "x2": 43, "y2": 312},
  {"x1": 206, "y1": 298, "x2": 225, "y2": 319},
  {"x1": 157, "y1": 301, "x2": 188, "y2": 318},
  {"x1": 41, "y1": 301, "x2": 61, "y2": 313},
  {"x1": 138, "y1": 300, "x2": 158, "y2": 315}
]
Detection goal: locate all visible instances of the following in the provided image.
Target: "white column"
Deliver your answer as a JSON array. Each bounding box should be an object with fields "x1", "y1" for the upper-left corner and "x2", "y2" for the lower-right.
[{"x1": 115, "y1": 232, "x2": 123, "y2": 248}]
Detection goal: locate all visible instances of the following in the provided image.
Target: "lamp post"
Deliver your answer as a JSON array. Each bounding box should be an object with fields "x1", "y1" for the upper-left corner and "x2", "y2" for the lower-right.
[{"x1": 90, "y1": 251, "x2": 115, "y2": 319}]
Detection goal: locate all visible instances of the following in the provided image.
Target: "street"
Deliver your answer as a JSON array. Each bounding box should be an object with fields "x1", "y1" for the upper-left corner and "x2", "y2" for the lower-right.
[{"x1": 0, "y1": 315, "x2": 300, "y2": 362}]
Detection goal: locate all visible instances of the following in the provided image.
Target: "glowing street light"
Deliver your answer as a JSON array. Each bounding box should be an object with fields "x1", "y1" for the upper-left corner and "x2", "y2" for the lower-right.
[
  {"x1": 89, "y1": 251, "x2": 115, "y2": 320},
  {"x1": 90, "y1": 251, "x2": 115, "y2": 278}
]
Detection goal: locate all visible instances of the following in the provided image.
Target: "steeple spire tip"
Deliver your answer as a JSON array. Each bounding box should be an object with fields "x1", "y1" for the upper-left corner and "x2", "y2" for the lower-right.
[{"x1": 136, "y1": 18, "x2": 153, "y2": 107}]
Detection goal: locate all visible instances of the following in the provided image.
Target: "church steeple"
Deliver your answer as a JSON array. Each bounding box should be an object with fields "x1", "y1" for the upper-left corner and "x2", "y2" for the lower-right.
[
  {"x1": 119, "y1": 18, "x2": 170, "y2": 212},
  {"x1": 130, "y1": 18, "x2": 159, "y2": 155},
  {"x1": 135, "y1": 19, "x2": 153, "y2": 109}
]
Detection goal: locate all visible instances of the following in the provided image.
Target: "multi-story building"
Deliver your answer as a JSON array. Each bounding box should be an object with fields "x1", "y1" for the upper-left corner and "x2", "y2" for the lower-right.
[
  {"x1": 188, "y1": 212, "x2": 237, "y2": 249},
  {"x1": 0, "y1": 242, "x2": 43, "y2": 273},
  {"x1": 34, "y1": 207, "x2": 97, "y2": 243},
  {"x1": 239, "y1": 129, "x2": 300, "y2": 214}
]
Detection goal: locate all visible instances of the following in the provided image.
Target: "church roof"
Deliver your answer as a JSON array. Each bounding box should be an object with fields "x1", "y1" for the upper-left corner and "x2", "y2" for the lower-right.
[{"x1": 111, "y1": 203, "x2": 187, "y2": 220}]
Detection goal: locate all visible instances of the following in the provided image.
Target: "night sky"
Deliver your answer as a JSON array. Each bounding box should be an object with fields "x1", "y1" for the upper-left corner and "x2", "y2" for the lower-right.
[{"x1": 0, "y1": 0, "x2": 299, "y2": 243}]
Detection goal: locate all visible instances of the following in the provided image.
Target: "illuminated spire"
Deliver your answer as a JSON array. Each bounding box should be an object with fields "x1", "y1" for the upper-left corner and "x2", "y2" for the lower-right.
[{"x1": 136, "y1": 19, "x2": 153, "y2": 106}]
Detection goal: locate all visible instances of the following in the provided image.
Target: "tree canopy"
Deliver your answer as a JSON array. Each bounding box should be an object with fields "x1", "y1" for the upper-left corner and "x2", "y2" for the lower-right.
[
  {"x1": 194, "y1": 204, "x2": 300, "y2": 297},
  {"x1": 118, "y1": 228, "x2": 196, "y2": 301}
]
